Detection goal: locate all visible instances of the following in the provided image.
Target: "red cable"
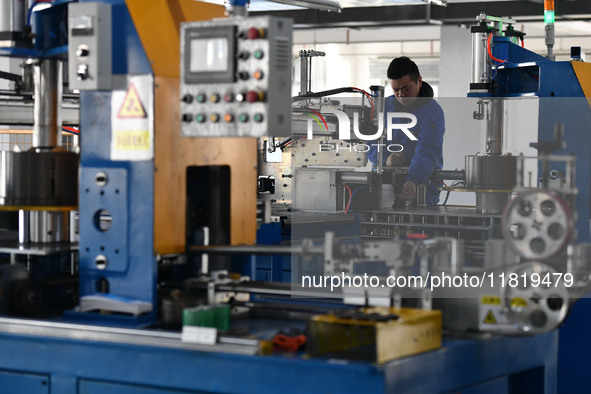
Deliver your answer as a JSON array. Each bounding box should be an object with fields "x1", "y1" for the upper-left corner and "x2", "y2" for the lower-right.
[
  {"x1": 282, "y1": 136, "x2": 304, "y2": 149},
  {"x1": 351, "y1": 87, "x2": 375, "y2": 119},
  {"x1": 343, "y1": 184, "x2": 352, "y2": 215},
  {"x1": 308, "y1": 108, "x2": 328, "y2": 131},
  {"x1": 487, "y1": 33, "x2": 506, "y2": 63},
  {"x1": 62, "y1": 126, "x2": 79, "y2": 134}
]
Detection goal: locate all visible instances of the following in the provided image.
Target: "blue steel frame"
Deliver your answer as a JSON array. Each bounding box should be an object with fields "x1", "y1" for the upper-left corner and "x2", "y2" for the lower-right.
[
  {"x1": 0, "y1": 0, "x2": 158, "y2": 327},
  {"x1": 0, "y1": 4, "x2": 570, "y2": 392},
  {"x1": 73, "y1": 0, "x2": 157, "y2": 326},
  {"x1": 0, "y1": 328, "x2": 557, "y2": 393},
  {"x1": 468, "y1": 36, "x2": 591, "y2": 242},
  {"x1": 468, "y1": 34, "x2": 591, "y2": 393}
]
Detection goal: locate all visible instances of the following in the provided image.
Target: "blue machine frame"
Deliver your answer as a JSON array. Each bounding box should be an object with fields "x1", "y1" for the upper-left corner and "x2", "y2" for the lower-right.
[
  {"x1": 0, "y1": 326, "x2": 558, "y2": 394},
  {"x1": 0, "y1": 3, "x2": 579, "y2": 393},
  {"x1": 469, "y1": 33, "x2": 591, "y2": 393}
]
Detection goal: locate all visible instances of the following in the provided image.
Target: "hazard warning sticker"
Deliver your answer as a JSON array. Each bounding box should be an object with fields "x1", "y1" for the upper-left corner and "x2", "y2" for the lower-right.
[
  {"x1": 483, "y1": 310, "x2": 497, "y2": 324},
  {"x1": 479, "y1": 295, "x2": 510, "y2": 329},
  {"x1": 111, "y1": 75, "x2": 153, "y2": 161},
  {"x1": 117, "y1": 83, "x2": 147, "y2": 119}
]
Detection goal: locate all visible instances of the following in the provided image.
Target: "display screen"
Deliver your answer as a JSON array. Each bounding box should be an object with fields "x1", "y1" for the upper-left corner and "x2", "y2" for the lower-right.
[
  {"x1": 184, "y1": 25, "x2": 236, "y2": 84},
  {"x1": 189, "y1": 38, "x2": 229, "y2": 73}
]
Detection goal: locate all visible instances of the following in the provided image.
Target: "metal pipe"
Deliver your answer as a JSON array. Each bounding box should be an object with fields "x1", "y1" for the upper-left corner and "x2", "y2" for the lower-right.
[
  {"x1": 33, "y1": 59, "x2": 62, "y2": 149},
  {"x1": 300, "y1": 53, "x2": 308, "y2": 96},
  {"x1": 486, "y1": 98, "x2": 504, "y2": 155},
  {"x1": 188, "y1": 244, "x2": 324, "y2": 255}
]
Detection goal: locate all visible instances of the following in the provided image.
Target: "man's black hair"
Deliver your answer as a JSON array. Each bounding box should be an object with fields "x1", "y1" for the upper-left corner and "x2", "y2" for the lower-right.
[{"x1": 387, "y1": 56, "x2": 421, "y2": 82}]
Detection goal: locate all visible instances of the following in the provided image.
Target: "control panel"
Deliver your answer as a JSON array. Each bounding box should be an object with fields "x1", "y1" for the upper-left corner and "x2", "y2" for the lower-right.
[
  {"x1": 67, "y1": 2, "x2": 112, "y2": 90},
  {"x1": 180, "y1": 16, "x2": 292, "y2": 137}
]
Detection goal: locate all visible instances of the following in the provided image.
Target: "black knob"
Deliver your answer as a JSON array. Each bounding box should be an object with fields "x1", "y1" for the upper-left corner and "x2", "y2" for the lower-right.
[
  {"x1": 237, "y1": 71, "x2": 249, "y2": 81},
  {"x1": 181, "y1": 94, "x2": 193, "y2": 103},
  {"x1": 181, "y1": 114, "x2": 193, "y2": 123},
  {"x1": 237, "y1": 51, "x2": 250, "y2": 60}
]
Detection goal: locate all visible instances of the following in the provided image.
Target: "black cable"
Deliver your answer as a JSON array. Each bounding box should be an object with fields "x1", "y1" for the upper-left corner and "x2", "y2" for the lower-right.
[
  {"x1": 292, "y1": 87, "x2": 356, "y2": 102},
  {"x1": 441, "y1": 181, "x2": 465, "y2": 206}
]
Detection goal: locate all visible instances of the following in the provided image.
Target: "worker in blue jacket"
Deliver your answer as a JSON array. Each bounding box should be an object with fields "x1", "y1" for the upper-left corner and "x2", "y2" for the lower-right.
[{"x1": 367, "y1": 56, "x2": 445, "y2": 205}]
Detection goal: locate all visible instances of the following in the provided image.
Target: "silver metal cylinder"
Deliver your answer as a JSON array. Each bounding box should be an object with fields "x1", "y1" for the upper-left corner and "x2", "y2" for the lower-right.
[
  {"x1": 28, "y1": 211, "x2": 70, "y2": 243},
  {"x1": 471, "y1": 32, "x2": 490, "y2": 86},
  {"x1": 0, "y1": 151, "x2": 78, "y2": 207},
  {"x1": 475, "y1": 192, "x2": 511, "y2": 214},
  {"x1": 0, "y1": 0, "x2": 24, "y2": 36},
  {"x1": 486, "y1": 99, "x2": 504, "y2": 155},
  {"x1": 340, "y1": 173, "x2": 370, "y2": 184},
  {"x1": 545, "y1": 24, "x2": 555, "y2": 61},
  {"x1": 18, "y1": 210, "x2": 70, "y2": 244},
  {"x1": 465, "y1": 155, "x2": 517, "y2": 190},
  {"x1": 33, "y1": 59, "x2": 62, "y2": 149}
]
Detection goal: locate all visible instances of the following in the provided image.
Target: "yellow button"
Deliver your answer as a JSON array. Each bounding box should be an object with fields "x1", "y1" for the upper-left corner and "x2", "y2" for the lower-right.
[{"x1": 210, "y1": 113, "x2": 220, "y2": 123}]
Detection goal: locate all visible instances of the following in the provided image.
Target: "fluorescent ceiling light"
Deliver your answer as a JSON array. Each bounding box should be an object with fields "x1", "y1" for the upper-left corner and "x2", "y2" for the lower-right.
[{"x1": 267, "y1": 0, "x2": 342, "y2": 12}]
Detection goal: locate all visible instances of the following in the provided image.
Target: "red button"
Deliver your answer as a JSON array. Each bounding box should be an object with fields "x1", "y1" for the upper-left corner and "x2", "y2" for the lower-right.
[
  {"x1": 246, "y1": 90, "x2": 263, "y2": 103},
  {"x1": 247, "y1": 28, "x2": 262, "y2": 40}
]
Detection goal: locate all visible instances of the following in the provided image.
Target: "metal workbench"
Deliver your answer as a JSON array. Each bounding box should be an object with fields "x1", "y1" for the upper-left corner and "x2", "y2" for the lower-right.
[{"x1": 0, "y1": 318, "x2": 557, "y2": 394}]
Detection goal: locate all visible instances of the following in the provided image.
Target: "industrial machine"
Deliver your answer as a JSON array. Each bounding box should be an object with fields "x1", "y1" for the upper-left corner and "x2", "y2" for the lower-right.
[{"x1": 0, "y1": 0, "x2": 584, "y2": 393}]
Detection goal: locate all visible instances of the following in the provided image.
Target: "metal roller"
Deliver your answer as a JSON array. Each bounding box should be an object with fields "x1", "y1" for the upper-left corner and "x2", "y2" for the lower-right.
[
  {"x1": 340, "y1": 172, "x2": 370, "y2": 184},
  {"x1": 502, "y1": 189, "x2": 574, "y2": 260},
  {"x1": 0, "y1": 0, "x2": 25, "y2": 48},
  {"x1": 501, "y1": 262, "x2": 569, "y2": 334},
  {"x1": 0, "y1": 150, "x2": 78, "y2": 207}
]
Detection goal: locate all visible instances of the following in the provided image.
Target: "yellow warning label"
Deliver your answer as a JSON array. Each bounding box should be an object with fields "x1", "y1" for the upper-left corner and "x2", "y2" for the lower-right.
[
  {"x1": 510, "y1": 298, "x2": 528, "y2": 308},
  {"x1": 481, "y1": 296, "x2": 501, "y2": 306},
  {"x1": 114, "y1": 130, "x2": 150, "y2": 151},
  {"x1": 118, "y1": 83, "x2": 147, "y2": 118},
  {"x1": 483, "y1": 310, "x2": 497, "y2": 324}
]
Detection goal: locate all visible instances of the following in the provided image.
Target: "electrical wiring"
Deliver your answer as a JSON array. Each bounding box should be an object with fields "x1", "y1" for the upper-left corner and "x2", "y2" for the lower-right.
[
  {"x1": 351, "y1": 87, "x2": 375, "y2": 119},
  {"x1": 487, "y1": 33, "x2": 506, "y2": 63},
  {"x1": 62, "y1": 126, "x2": 79, "y2": 134},
  {"x1": 344, "y1": 184, "x2": 367, "y2": 215},
  {"x1": 441, "y1": 180, "x2": 465, "y2": 206},
  {"x1": 282, "y1": 136, "x2": 305, "y2": 149},
  {"x1": 343, "y1": 184, "x2": 352, "y2": 214}
]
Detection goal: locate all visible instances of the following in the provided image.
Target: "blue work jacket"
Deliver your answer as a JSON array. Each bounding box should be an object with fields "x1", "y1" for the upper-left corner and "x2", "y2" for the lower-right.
[{"x1": 367, "y1": 82, "x2": 445, "y2": 204}]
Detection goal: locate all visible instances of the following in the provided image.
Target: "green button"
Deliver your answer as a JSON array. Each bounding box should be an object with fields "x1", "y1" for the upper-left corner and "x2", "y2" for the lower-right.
[
  {"x1": 196, "y1": 114, "x2": 206, "y2": 123},
  {"x1": 253, "y1": 113, "x2": 264, "y2": 123},
  {"x1": 238, "y1": 113, "x2": 249, "y2": 123},
  {"x1": 196, "y1": 93, "x2": 206, "y2": 103},
  {"x1": 254, "y1": 50, "x2": 264, "y2": 60}
]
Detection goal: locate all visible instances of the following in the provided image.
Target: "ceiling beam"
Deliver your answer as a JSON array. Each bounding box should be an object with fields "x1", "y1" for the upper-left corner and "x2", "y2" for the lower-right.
[{"x1": 252, "y1": 0, "x2": 591, "y2": 28}]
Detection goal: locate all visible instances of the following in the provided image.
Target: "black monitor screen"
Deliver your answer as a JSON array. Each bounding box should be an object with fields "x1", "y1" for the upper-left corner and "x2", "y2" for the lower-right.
[{"x1": 184, "y1": 26, "x2": 236, "y2": 83}]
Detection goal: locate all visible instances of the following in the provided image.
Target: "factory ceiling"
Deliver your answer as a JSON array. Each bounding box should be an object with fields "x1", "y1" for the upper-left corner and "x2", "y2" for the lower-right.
[{"x1": 242, "y1": 0, "x2": 591, "y2": 29}]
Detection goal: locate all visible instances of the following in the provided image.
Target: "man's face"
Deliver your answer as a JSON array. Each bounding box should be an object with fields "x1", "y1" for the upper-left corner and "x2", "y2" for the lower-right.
[{"x1": 390, "y1": 74, "x2": 422, "y2": 106}]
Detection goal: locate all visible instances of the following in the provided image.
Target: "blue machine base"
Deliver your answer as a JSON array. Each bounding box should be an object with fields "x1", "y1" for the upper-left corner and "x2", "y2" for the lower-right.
[
  {"x1": 0, "y1": 327, "x2": 557, "y2": 393},
  {"x1": 62, "y1": 310, "x2": 156, "y2": 328}
]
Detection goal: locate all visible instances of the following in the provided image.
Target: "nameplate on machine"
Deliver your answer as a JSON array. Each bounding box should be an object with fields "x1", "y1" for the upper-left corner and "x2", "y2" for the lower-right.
[{"x1": 181, "y1": 326, "x2": 217, "y2": 345}]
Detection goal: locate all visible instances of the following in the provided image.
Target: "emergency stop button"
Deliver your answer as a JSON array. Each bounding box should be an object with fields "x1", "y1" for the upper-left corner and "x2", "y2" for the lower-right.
[
  {"x1": 246, "y1": 91, "x2": 265, "y2": 103},
  {"x1": 247, "y1": 28, "x2": 266, "y2": 40}
]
